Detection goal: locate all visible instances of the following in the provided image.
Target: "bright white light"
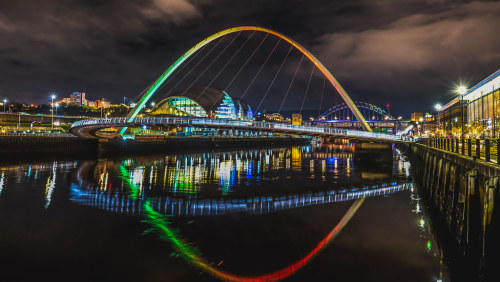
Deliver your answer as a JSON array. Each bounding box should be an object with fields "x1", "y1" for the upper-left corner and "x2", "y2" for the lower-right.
[
  {"x1": 51, "y1": 95, "x2": 56, "y2": 99},
  {"x1": 435, "y1": 104, "x2": 441, "y2": 110},
  {"x1": 457, "y1": 86, "x2": 467, "y2": 95},
  {"x1": 53, "y1": 121, "x2": 60, "y2": 126}
]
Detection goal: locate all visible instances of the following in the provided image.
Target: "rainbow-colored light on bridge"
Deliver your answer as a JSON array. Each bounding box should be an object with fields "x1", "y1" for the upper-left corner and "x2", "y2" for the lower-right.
[{"x1": 121, "y1": 26, "x2": 372, "y2": 135}]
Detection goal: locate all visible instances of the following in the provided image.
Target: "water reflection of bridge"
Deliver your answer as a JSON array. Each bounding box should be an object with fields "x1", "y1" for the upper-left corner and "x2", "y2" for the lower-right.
[{"x1": 70, "y1": 182, "x2": 411, "y2": 217}]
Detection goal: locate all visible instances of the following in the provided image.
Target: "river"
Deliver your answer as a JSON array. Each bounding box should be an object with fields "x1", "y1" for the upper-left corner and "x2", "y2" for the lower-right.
[{"x1": 0, "y1": 144, "x2": 447, "y2": 281}]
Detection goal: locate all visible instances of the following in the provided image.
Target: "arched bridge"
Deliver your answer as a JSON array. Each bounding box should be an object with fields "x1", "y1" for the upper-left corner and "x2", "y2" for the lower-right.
[
  {"x1": 319, "y1": 102, "x2": 395, "y2": 121},
  {"x1": 70, "y1": 116, "x2": 406, "y2": 142},
  {"x1": 71, "y1": 182, "x2": 412, "y2": 217},
  {"x1": 122, "y1": 26, "x2": 373, "y2": 133},
  {"x1": 70, "y1": 26, "x2": 410, "y2": 143}
]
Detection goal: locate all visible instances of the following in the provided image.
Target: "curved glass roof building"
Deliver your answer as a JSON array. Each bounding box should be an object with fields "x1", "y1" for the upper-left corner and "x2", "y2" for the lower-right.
[{"x1": 150, "y1": 86, "x2": 253, "y2": 121}]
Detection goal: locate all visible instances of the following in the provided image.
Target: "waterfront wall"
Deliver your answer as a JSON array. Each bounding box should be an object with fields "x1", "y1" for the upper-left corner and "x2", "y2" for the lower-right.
[
  {"x1": 0, "y1": 135, "x2": 98, "y2": 158},
  {"x1": 0, "y1": 113, "x2": 84, "y2": 124},
  {"x1": 406, "y1": 142, "x2": 500, "y2": 281}
]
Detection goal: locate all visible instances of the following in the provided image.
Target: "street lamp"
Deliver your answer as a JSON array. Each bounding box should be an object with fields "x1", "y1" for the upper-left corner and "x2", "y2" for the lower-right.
[
  {"x1": 435, "y1": 104, "x2": 441, "y2": 136},
  {"x1": 457, "y1": 86, "x2": 467, "y2": 139},
  {"x1": 100, "y1": 98, "x2": 105, "y2": 119},
  {"x1": 2, "y1": 99, "x2": 7, "y2": 113},
  {"x1": 55, "y1": 103, "x2": 59, "y2": 115},
  {"x1": 50, "y1": 94, "x2": 56, "y2": 130}
]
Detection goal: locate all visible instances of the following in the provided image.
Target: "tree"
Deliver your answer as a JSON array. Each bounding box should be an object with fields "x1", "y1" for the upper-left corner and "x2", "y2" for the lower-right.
[
  {"x1": 468, "y1": 121, "x2": 485, "y2": 138},
  {"x1": 450, "y1": 127, "x2": 462, "y2": 138}
]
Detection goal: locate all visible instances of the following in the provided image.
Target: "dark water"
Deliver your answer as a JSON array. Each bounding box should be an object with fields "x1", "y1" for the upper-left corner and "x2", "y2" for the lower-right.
[{"x1": 0, "y1": 145, "x2": 447, "y2": 281}]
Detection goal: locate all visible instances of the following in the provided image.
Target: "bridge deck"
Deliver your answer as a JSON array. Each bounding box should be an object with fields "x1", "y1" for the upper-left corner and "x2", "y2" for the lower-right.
[{"x1": 70, "y1": 117, "x2": 407, "y2": 142}]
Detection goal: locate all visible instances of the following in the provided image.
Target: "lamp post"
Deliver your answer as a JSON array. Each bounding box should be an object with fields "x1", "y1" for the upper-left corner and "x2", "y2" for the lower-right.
[
  {"x1": 457, "y1": 86, "x2": 467, "y2": 139},
  {"x1": 2, "y1": 99, "x2": 7, "y2": 113},
  {"x1": 435, "y1": 104, "x2": 441, "y2": 136},
  {"x1": 100, "y1": 98, "x2": 105, "y2": 119},
  {"x1": 55, "y1": 103, "x2": 59, "y2": 115},
  {"x1": 50, "y1": 94, "x2": 56, "y2": 130}
]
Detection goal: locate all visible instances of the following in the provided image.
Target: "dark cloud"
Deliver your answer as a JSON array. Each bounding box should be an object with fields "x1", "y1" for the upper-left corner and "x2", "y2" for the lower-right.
[
  {"x1": 0, "y1": 0, "x2": 499, "y2": 117},
  {"x1": 316, "y1": 1, "x2": 500, "y2": 113}
]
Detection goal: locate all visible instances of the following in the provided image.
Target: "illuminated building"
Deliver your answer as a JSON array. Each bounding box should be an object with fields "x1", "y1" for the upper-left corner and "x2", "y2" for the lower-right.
[
  {"x1": 70, "y1": 92, "x2": 86, "y2": 106},
  {"x1": 411, "y1": 112, "x2": 424, "y2": 122},
  {"x1": 150, "y1": 86, "x2": 253, "y2": 121},
  {"x1": 292, "y1": 113, "x2": 302, "y2": 125},
  {"x1": 265, "y1": 113, "x2": 284, "y2": 122},
  {"x1": 436, "y1": 98, "x2": 467, "y2": 133},
  {"x1": 95, "y1": 99, "x2": 110, "y2": 109},
  {"x1": 462, "y1": 69, "x2": 500, "y2": 136}
]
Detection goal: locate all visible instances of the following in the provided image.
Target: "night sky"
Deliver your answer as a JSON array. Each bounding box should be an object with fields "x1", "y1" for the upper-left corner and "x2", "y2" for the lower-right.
[{"x1": 1, "y1": 0, "x2": 499, "y2": 117}]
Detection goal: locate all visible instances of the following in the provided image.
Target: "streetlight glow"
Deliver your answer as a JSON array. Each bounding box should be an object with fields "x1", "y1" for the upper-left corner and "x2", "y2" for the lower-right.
[
  {"x1": 434, "y1": 104, "x2": 441, "y2": 111},
  {"x1": 50, "y1": 94, "x2": 56, "y2": 130},
  {"x1": 456, "y1": 85, "x2": 467, "y2": 139},
  {"x1": 457, "y1": 86, "x2": 467, "y2": 95}
]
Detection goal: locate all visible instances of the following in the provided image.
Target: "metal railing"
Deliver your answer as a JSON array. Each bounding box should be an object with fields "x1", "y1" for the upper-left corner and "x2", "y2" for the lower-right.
[
  {"x1": 423, "y1": 137, "x2": 500, "y2": 164},
  {"x1": 71, "y1": 116, "x2": 406, "y2": 141},
  {"x1": 0, "y1": 132, "x2": 76, "y2": 137}
]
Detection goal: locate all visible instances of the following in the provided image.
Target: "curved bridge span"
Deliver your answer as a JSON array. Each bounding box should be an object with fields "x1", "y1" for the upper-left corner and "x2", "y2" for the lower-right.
[
  {"x1": 124, "y1": 26, "x2": 373, "y2": 132},
  {"x1": 71, "y1": 182, "x2": 412, "y2": 217},
  {"x1": 70, "y1": 116, "x2": 405, "y2": 142}
]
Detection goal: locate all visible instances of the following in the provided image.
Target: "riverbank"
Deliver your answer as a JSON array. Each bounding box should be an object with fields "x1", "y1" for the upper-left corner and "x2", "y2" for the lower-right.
[{"x1": 0, "y1": 135, "x2": 312, "y2": 158}]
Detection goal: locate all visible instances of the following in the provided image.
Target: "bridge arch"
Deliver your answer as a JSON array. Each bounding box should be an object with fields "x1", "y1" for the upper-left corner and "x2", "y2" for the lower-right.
[
  {"x1": 319, "y1": 102, "x2": 395, "y2": 121},
  {"x1": 123, "y1": 26, "x2": 372, "y2": 134}
]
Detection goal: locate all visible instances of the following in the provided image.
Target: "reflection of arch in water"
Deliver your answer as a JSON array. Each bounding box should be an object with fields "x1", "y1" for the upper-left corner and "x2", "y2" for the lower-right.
[
  {"x1": 99, "y1": 163, "x2": 408, "y2": 281},
  {"x1": 71, "y1": 182, "x2": 410, "y2": 217},
  {"x1": 118, "y1": 163, "x2": 364, "y2": 281}
]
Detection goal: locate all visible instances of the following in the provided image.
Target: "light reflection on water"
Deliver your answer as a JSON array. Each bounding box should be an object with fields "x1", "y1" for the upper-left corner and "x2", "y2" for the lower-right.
[
  {"x1": 86, "y1": 145, "x2": 373, "y2": 199},
  {"x1": 0, "y1": 145, "x2": 448, "y2": 281}
]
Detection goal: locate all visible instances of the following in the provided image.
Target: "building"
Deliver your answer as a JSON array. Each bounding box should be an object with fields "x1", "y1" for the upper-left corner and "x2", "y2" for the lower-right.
[
  {"x1": 150, "y1": 86, "x2": 253, "y2": 121},
  {"x1": 419, "y1": 113, "x2": 437, "y2": 136},
  {"x1": 95, "y1": 99, "x2": 110, "y2": 109},
  {"x1": 265, "y1": 113, "x2": 284, "y2": 122},
  {"x1": 70, "y1": 92, "x2": 86, "y2": 106},
  {"x1": 52, "y1": 97, "x2": 71, "y2": 106},
  {"x1": 292, "y1": 114, "x2": 302, "y2": 125},
  {"x1": 436, "y1": 98, "x2": 467, "y2": 135},
  {"x1": 411, "y1": 112, "x2": 424, "y2": 122},
  {"x1": 462, "y1": 69, "x2": 500, "y2": 137}
]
